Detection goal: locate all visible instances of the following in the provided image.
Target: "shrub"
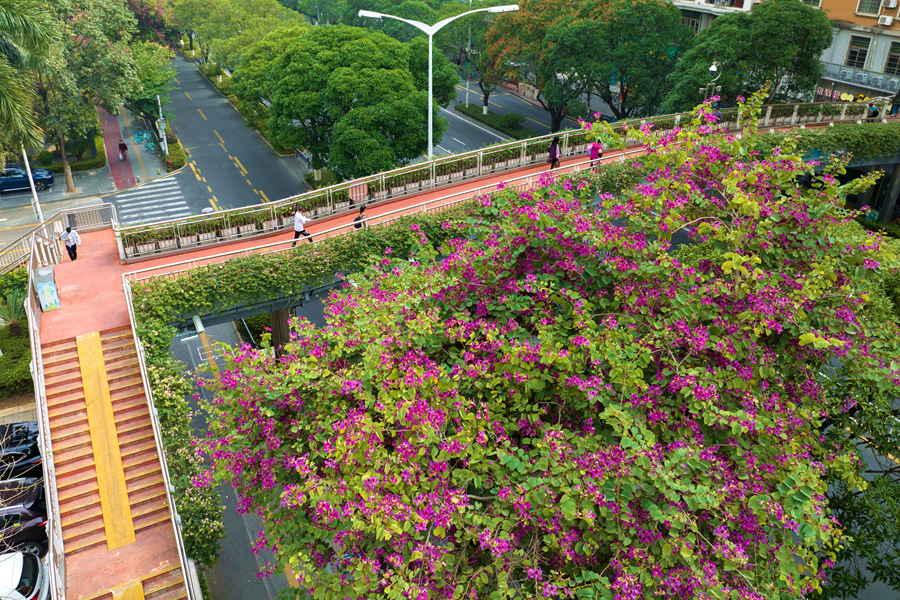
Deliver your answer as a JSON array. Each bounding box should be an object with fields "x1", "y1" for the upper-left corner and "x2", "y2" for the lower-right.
[
  {"x1": 304, "y1": 169, "x2": 337, "y2": 189},
  {"x1": 0, "y1": 326, "x2": 33, "y2": 399},
  {"x1": 33, "y1": 151, "x2": 53, "y2": 166},
  {"x1": 44, "y1": 135, "x2": 107, "y2": 173},
  {"x1": 0, "y1": 269, "x2": 27, "y2": 300},
  {"x1": 499, "y1": 112, "x2": 526, "y2": 129},
  {"x1": 238, "y1": 313, "x2": 270, "y2": 345},
  {"x1": 454, "y1": 103, "x2": 535, "y2": 139},
  {"x1": 166, "y1": 139, "x2": 187, "y2": 171}
]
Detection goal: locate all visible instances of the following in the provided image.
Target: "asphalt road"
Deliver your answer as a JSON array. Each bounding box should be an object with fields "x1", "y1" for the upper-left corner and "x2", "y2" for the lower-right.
[{"x1": 167, "y1": 56, "x2": 308, "y2": 212}]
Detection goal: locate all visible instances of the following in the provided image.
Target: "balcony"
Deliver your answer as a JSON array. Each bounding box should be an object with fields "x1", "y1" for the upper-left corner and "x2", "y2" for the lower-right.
[
  {"x1": 673, "y1": 0, "x2": 748, "y2": 14},
  {"x1": 821, "y1": 61, "x2": 900, "y2": 95}
]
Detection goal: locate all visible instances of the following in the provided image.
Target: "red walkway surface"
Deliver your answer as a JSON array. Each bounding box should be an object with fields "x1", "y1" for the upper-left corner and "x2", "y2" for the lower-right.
[
  {"x1": 42, "y1": 154, "x2": 606, "y2": 341},
  {"x1": 98, "y1": 108, "x2": 135, "y2": 190}
]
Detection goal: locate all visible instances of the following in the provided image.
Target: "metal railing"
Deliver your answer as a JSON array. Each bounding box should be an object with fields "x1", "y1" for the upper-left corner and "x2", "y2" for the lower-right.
[
  {"x1": 0, "y1": 204, "x2": 118, "y2": 276},
  {"x1": 24, "y1": 235, "x2": 66, "y2": 600},
  {"x1": 121, "y1": 278, "x2": 199, "y2": 600},
  {"x1": 124, "y1": 152, "x2": 641, "y2": 283},
  {"x1": 114, "y1": 99, "x2": 875, "y2": 261}
]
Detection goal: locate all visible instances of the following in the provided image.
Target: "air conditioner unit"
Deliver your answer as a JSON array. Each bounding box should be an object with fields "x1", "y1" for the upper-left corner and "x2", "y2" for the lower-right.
[
  {"x1": 855, "y1": 71, "x2": 869, "y2": 84},
  {"x1": 886, "y1": 0, "x2": 897, "y2": 8},
  {"x1": 841, "y1": 69, "x2": 854, "y2": 81},
  {"x1": 888, "y1": 78, "x2": 900, "y2": 92},
  {"x1": 878, "y1": 15, "x2": 893, "y2": 25}
]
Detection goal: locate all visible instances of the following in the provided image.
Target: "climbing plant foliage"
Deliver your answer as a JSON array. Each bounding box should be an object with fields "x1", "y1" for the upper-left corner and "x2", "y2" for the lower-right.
[{"x1": 197, "y1": 89, "x2": 900, "y2": 600}]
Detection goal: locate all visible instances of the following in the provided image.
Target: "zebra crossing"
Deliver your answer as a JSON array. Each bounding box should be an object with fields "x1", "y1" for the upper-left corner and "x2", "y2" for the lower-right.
[{"x1": 111, "y1": 176, "x2": 193, "y2": 224}]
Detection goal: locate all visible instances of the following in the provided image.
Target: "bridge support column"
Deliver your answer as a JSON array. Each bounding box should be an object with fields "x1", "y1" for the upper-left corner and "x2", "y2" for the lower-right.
[
  {"x1": 857, "y1": 166, "x2": 879, "y2": 209},
  {"x1": 879, "y1": 163, "x2": 900, "y2": 225},
  {"x1": 270, "y1": 307, "x2": 293, "y2": 356}
]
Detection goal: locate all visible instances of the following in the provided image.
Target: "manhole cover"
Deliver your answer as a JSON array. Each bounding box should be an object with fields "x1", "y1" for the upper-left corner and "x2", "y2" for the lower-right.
[{"x1": 201, "y1": 207, "x2": 214, "y2": 213}]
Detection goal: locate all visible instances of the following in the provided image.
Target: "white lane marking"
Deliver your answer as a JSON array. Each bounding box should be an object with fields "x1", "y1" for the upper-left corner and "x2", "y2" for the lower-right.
[
  {"x1": 452, "y1": 137, "x2": 466, "y2": 145},
  {"x1": 119, "y1": 203, "x2": 190, "y2": 215},
  {"x1": 117, "y1": 192, "x2": 185, "y2": 205},
  {"x1": 440, "y1": 107, "x2": 508, "y2": 141}
]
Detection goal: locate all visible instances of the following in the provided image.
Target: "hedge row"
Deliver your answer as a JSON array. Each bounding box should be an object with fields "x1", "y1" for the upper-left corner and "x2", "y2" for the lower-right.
[
  {"x1": 43, "y1": 135, "x2": 107, "y2": 174},
  {"x1": 455, "y1": 103, "x2": 534, "y2": 140},
  {"x1": 0, "y1": 268, "x2": 32, "y2": 401}
]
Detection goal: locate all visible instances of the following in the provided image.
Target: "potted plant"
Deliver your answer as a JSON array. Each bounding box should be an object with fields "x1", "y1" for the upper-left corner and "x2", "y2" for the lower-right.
[
  {"x1": 123, "y1": 229, "x2": 158, "y2": 257},
  {"x1": 155, "y1": 225, "x2": 178, "y2": 251}
]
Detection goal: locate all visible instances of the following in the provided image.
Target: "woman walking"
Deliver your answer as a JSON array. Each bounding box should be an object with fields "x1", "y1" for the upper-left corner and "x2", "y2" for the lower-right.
[
  {"x1": 548, "y1": 137, "x2": 560, "y2": 169},
  {"x1": 589, "y1": 141, "x2": 603, "y2": 168},
  {"x1": 118, "y1": 140, "x2": 128, "y2": 161}
]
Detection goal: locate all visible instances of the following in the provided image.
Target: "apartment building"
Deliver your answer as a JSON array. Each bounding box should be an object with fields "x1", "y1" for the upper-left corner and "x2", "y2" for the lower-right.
[
  {"x1": 817, "y1": 0, "x2": 900, "y2": 99},
  {"x1": 672, "y1": 0, "x2": 755, "y2": 33}
]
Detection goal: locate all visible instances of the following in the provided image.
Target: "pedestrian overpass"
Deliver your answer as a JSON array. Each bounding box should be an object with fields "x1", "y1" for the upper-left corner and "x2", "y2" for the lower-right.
[{"x1": 2, "y1": 99, "x2": 895, "y2": 600}]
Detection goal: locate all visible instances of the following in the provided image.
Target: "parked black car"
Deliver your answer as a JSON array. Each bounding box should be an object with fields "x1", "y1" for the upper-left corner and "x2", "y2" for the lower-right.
[
  {"x1": 0, "y1": 164, "x2": 54, "y2": 194},
  {"x1": 0, "y1": 478, "x2": 46, "y2": 556},
  {"x1": 0, "y1": 423, "x2": 41, "y2": 479}
]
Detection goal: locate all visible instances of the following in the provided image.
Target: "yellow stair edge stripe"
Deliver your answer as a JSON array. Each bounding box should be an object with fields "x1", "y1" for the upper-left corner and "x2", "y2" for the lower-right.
[
  {"x1": 76, "y1": 331, "x2": 136, "y2": 550},
  {"x1": 112, "y1": 581, "x2": 145, "y2": 600}
]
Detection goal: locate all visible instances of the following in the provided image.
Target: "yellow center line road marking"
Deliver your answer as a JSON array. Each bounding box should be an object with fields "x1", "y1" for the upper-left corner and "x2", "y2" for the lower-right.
[
  {"x1": 173, "y1": 77, "x2": 180, "y2": 85},
  {"x1": 198, "y1": 109, "x2": 207, "y2": 120},
  {"x1": 189, "y1": 162, "x2": 201, "y2": 181},
  {"x1": 259, "y1": 190, "x2": 270, "y2": 203},
  {"x1": 214, "y1": 130, "x2": 225, "y2": 144},
  {"x1": 0, "y1": 222, "x2": 40, "y2": 232},
  {"x1": 184, "y1": 91, "x2": 192, "y2": 101},
  {"x1": 246, "y1": 179, "x2": 252, "y2": 186},
  {"x1": 253, "y1": 189, "x2": 260, "y2": 195},
  {"x1": 76, "y1": 331, "x2": 136, "y2": 550},
  {"x1": 234, "y1": 157, "x2": 248, "y2": 174},
  {"x1": 489, "y1": 100, "x2": 503, "y2": 108},
  {"x1": 220, "y1": 143, "x2": 227, "y2": 152},
  {"x1": 209, "y1": 199, "x2": 217, "y2": 210},
  {"x1": 202, "y1": 176, "x2": 207, "y2": 182},
  {"x1": 207, "y1": 185, "x2": 212, "y2": 192},
  {"x1": 527, "y1": 117, "x2": 550, "y2": 129}
]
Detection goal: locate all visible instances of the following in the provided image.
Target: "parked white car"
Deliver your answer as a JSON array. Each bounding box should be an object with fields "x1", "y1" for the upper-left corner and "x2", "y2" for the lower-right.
[{"x1": 0, "y1": 552, "x2": 49, "y2": 600}]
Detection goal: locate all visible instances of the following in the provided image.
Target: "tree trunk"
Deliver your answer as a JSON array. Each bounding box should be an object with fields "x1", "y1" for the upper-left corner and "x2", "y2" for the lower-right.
[
  {"x1": 189, "y1": 33, "x2": 194, "y2": 51},
  {"x1": 57, "y1": 128, "x2": 75, "y2": 193},
  {"x1": 878, "y1": 163, "x2": 900, "y2": 225},
  {"x1": 550, "y1": 109, "x2": 565, "y2": 133}
]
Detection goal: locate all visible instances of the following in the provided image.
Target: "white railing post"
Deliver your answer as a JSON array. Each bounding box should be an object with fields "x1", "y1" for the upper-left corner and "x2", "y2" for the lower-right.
[
  {"x1": 790, "y1": 105, "x2": 799, "y2": 125},
  {"x1": 477, "y1": 150, "x2": 483, "y2": 176},
  {"x1": 764, "y1": 106, "x2": 773, "y2": 126},
  {"x1": 736, "y1": 109, "x2": 742, "y2": 128},
  {"x1": 841, "y1": 103, "x2": 848, "y2": 121}
]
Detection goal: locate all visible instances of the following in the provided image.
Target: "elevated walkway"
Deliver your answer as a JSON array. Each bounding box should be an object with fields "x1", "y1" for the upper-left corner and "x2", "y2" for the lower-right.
[{"x1": 11, "y1": 99, "x2": 900, "y2": 600}]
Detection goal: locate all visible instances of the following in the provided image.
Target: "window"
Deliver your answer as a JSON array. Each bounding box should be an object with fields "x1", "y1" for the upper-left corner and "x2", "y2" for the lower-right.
[
  {"x1": 682, "y1": 11, "x2": 702, "y2": 34},
  {"x1": 857, "y1": 0, "x2": 881, "y2": 14},
  {"x1": 801, "y1": 0, "x2": 821, "y2": 6},
  {"x1": 846, "y1": 35, "x2": 871, "y2": 68},
  {"x1": 886, "y1": 42, "x2": 900, "y2": 75}
]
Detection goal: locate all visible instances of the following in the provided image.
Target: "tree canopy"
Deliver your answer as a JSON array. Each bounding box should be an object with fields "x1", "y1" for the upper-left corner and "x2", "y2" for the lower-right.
[
  {"x1": 260, "y1": 25, "x2": 456, "y2": 180},
  {"x1": 661, "y1": 0, "x2": 832, "y2": 112},
  {"x1": 200, "y1": 90, "x2": 900, "y2": 599},
  {"x1": 0, "y1": 0, "x2": 53, "y2": 149}
]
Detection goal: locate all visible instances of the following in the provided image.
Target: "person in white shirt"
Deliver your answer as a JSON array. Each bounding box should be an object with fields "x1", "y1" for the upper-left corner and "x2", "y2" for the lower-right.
[
  {"x1": 60, "y1": 227, "x2": 82, "y2": 261},
  {"x1": 292, "y1": 209, "x2": 312, "y2": 247}
]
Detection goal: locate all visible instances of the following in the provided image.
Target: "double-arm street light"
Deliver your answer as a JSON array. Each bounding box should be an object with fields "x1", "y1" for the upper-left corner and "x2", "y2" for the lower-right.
[{"x1": 359, "y1": 4, "x2": 519, "y2": 160}]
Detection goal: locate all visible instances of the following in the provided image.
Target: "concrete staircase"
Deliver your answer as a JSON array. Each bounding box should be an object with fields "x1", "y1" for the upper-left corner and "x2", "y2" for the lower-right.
[{"x1": 41, "y1": 325, "x2": 188, "y2": 600}]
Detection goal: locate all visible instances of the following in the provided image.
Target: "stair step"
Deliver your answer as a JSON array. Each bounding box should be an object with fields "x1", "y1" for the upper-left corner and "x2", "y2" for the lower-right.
[
  {"x1": 128, "y1": 480, "x2": 168, "y2": 509},
  {"x1": 123, "y1": 461, "x2": 162, "y2": 483},
  {"x1": 143, "y1": 566, "x2": 187, "y2": 600},
  {"x1": 48, "y1": 399, "x2": 88, "y2": 419},
  {"x1": 118, "y1": 427, "x2": 155, "y2": 448},
  {"x1": 43, "y1": 365, "x2": 83, "y2": 387},
  {"x1": 63, "y1": 527, "x2": 108, "y2": 554},
  {"x1": 126, "y1": 472, "x2": 165, "y2": 496},
  {"x1": 56, "y1": 467, "x2": 100, "y2": 492},
  {"x1": 54, "y1": 452, "x2": 98, "y2": 478},
  {"x1": 45, "y1": 388, "x2": 87, "y2": 411},
  {"x1": 60, "y1": 501, "x2": 102, "y2": 529},
  {"x1": 52, "y1": 431, "x2": 92, "y2": 455},
  {"x1": 112, "y1": 395, "x2": 149, "y2": 417},
  {"x1": 134, "y1": 505, "x2": 172, "y2": 532},
  {"x1": 57, "y1": 476, "x2": 100, "y2": 507}
]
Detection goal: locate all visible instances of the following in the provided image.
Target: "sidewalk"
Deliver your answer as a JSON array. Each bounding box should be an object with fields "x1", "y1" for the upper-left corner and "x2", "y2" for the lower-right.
[
  {"x1": 0, "y1": 107, "x2": 171, "y2": 249},
  {"x1": 101, "y1": 107, "x2": 169, "y2": 188}
]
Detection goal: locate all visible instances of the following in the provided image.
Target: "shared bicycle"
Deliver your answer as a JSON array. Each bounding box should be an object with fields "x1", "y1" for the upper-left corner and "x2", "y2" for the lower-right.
[{"x1": 132, "y1": 129, "x2": 153, "y2": 144}]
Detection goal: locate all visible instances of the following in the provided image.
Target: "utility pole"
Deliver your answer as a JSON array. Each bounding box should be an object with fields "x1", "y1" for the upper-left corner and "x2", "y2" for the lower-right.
[
  {"x1": 157, "y1": 95, "x2": 169, "y2": 155},
  {"x1": 21, "y1": 145, "x2": 45, "y2": 224}
]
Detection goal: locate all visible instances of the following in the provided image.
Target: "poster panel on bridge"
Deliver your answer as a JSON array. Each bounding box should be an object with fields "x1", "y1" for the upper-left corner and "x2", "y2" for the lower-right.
[{"x1": 34, "y1": 266, "x2": 61, "y2": 312}]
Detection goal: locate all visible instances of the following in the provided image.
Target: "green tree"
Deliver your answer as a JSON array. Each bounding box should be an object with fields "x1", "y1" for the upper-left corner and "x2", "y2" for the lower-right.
[
  {"x1": 487, "y1": 0, "x2": 585, "y2": 131},
  {"x1": 435, "y1": 0, "x2": 506, "y2": 115},
  {"x1": 661, "y1": 0, "x2": 832, "y2": 112},
  {"x1": 232, "y1": 24, "x2": 308, "y2": 125},
  {"x1": 548, "y1": 0, "x2": 692, "y2": 120},
  {"x1": 0, "y1": 0, "x2": 53, "y2": 150},
  {"x1": 264, "y1": 25, "x2": 449, "y2": 178},
  {"x1": 199, "y1": 90, "x2": 900, "y2": 598},
  {"x1": 124, "y1": 41, "x2": 176, "y2": 133},
  {"x1": 39, "y1": 0, "x2": 140, "y2": 192}
]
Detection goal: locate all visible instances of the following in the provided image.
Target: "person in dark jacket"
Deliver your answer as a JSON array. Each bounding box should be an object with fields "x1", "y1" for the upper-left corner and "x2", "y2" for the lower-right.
[
  {"x1": 548, "y1": 137, "x2": 560, "y2": 169},
  {"x1": 891, "y1": 92, "x2": 900, "y2": 116},
  {"x1": 353, "y1": 205, "x2": 367, "y2": 230}
]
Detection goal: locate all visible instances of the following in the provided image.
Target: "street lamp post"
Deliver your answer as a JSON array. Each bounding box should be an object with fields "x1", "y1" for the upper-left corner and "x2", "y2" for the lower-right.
[
  {"x1": 699, "y1": 61, "x2": 722, "y2": 102},
  {"x1": 359, "y1": 4, "x2": 519, "y2": 160}
]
